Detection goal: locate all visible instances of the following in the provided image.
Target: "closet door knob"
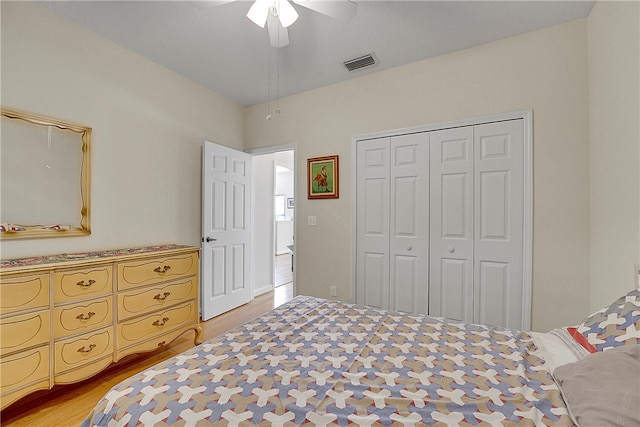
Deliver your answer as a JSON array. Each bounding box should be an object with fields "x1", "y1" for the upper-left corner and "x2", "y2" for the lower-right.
[
  {"x1": 448, "y1": 247, "x2": 455, "y2": 253},
  {"x1": 407, "y1": 246, "x2": 413, "y2": 251}
]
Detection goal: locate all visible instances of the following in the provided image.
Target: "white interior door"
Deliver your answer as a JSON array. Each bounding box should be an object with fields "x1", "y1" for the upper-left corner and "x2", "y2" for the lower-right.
[
  {"x1": 201, "y1": 141, "x2": 252, "y2": 320},
  {"x1": 429, "y1": 127, "x2": 474, "y2": 322},
  {"x1": 356, "y1": 138, "x2": 390, "y2": 309},
  {"x1": 473, "y1": 120, "x2": 524, "y2": 329},
  {"x1": 389, "y1": 133, "x2": 430, "y2": 314},
  {"x1": 356, "y1": 134, "x2": 430, "y2": 313}
]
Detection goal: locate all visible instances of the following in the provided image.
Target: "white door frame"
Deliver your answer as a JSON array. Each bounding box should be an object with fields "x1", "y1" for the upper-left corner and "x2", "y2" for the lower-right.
[
  {"x1": 351, "y1": 110, "x2": 533, "y2": 329},
  {"x1": 246, "y1": 144, "x2": 297, "y2": 298}
]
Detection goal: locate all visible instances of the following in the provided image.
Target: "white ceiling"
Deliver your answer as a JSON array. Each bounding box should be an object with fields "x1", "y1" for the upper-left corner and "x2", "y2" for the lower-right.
[{"x1": 38, "y1": 1, "x2": 595, "y2": 107}]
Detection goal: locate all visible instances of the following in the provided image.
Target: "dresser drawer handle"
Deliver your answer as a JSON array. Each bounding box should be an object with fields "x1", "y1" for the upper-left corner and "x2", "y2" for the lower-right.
[
  {"x1": 152, "y1": 317, "x2": 170, "y2": 327},
  {"x1": 153, "y1": 292, "x2": 171, "y2": 301},
  {"x1": 77, "y1": 344, "x2": 97, "y2": 353},
  {"x1": 153, "y1": 265, "x2": 172, "y2": 274},
  {"x1": 76, "y1": 311, "x2": 96, "y2": 321},
  {"x1": 157, "y1": 341, "x2": 166, "y2": 347},
  {"x1": 76, "y1": 279, "x2": 96, "y2": 288}
]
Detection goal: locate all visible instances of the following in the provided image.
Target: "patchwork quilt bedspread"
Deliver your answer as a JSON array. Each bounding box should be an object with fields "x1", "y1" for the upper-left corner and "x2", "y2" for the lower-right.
[{"x1": 83, "y1": 296, "x2": 573, "y2": 426}]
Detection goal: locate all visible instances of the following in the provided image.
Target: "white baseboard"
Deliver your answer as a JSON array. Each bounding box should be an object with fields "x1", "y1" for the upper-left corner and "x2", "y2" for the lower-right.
[{"x1": 253, "y1": 285, "x2": 273, "y2": 297}]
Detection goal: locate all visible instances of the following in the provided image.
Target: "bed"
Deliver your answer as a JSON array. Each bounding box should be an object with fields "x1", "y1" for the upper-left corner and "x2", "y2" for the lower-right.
[{"x1": 83, "y1": 291, "x2": 640, "y2": 426}]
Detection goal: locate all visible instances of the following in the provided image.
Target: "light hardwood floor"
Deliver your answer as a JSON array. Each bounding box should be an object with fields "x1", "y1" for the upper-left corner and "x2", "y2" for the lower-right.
[
  {"x1": 275, "y1": 253, "x2": 293, "y2": 287},
  {"x1": 0, "y1": 283, "x2": 294, "y2": 427}
]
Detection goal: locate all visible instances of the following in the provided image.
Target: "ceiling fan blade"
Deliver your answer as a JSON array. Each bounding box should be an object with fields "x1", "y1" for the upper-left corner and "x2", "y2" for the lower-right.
[
  {"x1": 291, "y1": 0, "x2": 357, "y2": 22},
  {"x1": 247, "y1": 0, "x2": 273, "y2": 27},
  {"x1": 276, "y1": 0, "x2": 299, "y2": 28},
  {"x1": 188, "y1": 0, "x2": 237, "y2": 9},
  {"x1": 267, "y1": 13, "x2": 290, "y2": 48}
]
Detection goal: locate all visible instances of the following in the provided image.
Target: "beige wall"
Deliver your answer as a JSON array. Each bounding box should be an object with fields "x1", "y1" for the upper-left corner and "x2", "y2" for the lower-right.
[
  {"x1": 1, "y1": 2, "x2": 244, "y2": 259},
  {"x1": 588, "y1": 1, "x2": 640, "y2": 310},
  {"x1": 245, "y1": 20, "x2": 592, "y2": 332},
  {"x1": 3, "y1": 2, "x2": 636, "y2": 333}
]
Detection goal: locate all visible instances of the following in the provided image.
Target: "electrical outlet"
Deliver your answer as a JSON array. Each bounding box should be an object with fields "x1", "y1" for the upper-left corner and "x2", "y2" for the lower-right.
[{"x1": 330, "y1": 286, "x2": 337, "y2": 297}]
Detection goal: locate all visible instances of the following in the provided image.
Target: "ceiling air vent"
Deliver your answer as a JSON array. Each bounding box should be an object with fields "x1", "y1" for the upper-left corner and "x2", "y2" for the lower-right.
[{"x1": 343, "y1": 52, "x2": 378, "y2": 72}]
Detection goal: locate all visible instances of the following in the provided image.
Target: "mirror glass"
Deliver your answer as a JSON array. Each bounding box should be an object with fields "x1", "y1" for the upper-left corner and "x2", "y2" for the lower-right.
[{"x1": 1, "y1": 108, "x2": 91, "y2": 239}]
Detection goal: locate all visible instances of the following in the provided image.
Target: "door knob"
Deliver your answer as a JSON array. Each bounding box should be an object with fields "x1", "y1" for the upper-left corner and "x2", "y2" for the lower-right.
[
  {"x1": 448, "y1": 246, "x2": 455, "y2": 253},
  {"x1": 407, "y1": 246, "x2": 413, "y2": 251},
  {"x1": 204, "y1": 237, "x2": 216, "y2": 243}
]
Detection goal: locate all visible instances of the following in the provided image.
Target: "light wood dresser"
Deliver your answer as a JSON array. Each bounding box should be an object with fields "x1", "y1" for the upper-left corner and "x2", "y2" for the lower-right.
[{"x1": 0, "y1": 244, "x2": 201, "y2": 410}]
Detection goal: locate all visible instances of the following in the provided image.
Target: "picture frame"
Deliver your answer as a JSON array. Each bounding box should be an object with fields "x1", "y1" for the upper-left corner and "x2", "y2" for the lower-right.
[
  {"x1": 307, "y1": 155, "x2": 339, "y2": 199},
  {"x1": 287, "y1": 198, "x2": 294, "y2": 209}
]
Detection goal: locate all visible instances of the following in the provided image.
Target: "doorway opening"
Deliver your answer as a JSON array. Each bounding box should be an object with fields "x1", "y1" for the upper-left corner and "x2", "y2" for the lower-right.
[
  {"x1": 249, "y1": 146, "x2": 295, "y2": 301},
  {"x1": 275, "y1": 163, "x2": 294, "y2": 288}
]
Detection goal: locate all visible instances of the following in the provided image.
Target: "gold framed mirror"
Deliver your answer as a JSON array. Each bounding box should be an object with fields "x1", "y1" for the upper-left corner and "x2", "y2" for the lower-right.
[{"x1": 1, "y1": 108, "x2": 91, "y2": 239}]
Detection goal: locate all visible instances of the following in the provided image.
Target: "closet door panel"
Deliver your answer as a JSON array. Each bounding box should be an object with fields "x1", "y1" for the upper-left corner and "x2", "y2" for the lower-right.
[
  {"x1": 364, "y1": 179, "x2": 386, "y2": 237},
  {"x1": 478, "y1": 261, "x2": 509, "y2": 328},
  {"x1": 429, "y1": 127, "x2": 474, "y2": 322},
  {"x1": 363, "y1": 253, "x2": 386, "y2": 309},
  {"x1": 474, "y1": 120, "x2": 524, "y2": 328},
  {"x1": 392, "y1": 255, "x2": 418, "y2": 313},
  {"x1": 479, "y1": 171, "x2": 508, "y2": 240},
  {"x1": 356, "y1": 139, "x2": 390, "y2": 309},
  {"x1": 389, "y1": 134, "x2": 429, "y2": 314},
  {"x1": 442, "y1": 174, "x2": 470, "y2": 237},
  {"x1": 440, "y1": 258, "x2": 469, "y2": 321}
]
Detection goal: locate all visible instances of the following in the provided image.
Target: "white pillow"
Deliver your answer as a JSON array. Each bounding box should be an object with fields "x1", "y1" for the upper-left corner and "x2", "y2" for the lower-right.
[{"x1": 553, "y1": 345, "x2": 640, "y2": 427}]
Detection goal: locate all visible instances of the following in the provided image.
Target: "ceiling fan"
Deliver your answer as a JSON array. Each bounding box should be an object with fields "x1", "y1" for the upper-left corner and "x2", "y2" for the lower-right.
[{"x1": 191, "y1": 0, "x2": 357, "y2": 48}]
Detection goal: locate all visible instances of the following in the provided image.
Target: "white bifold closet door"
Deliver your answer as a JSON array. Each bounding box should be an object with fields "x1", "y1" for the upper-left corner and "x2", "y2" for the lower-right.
[
  {"x1": 356, "y1": 133, "x2": 430, "y2": 314},
  {"x1": 428, "y1": 126, "x2": 475, "y2": 322},
  {"x1": 355, "y1": 118, "x2": 527, "y2": 330},
  {"x1": 429, "y1": 120, "x2": 524, "y2": 328}
]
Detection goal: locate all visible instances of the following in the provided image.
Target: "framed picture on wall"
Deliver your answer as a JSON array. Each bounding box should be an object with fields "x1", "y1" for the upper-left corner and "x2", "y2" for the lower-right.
[{"x1": 307, "y1": 155, "x2": 339, "y2": 199}]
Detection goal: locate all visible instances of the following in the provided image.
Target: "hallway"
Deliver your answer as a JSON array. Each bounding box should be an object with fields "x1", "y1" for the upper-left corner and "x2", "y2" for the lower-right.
[{"x1": 275, "y1": 253, "x2": 293, "y2": 287}]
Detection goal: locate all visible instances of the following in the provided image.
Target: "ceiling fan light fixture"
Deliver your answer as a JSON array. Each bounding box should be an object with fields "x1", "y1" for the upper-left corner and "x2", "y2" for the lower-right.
[{"x1": 248, "y1": 0, "x2": 298, "y2": 30}]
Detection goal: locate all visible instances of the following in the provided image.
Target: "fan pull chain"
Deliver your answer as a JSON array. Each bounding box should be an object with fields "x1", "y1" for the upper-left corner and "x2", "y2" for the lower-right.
[
  {"x1": 275, "y1": 24, "x2": 281, "y2": 115},
  {"x1": 266, "y1": 41, "x2": 272, "y2": 121},
  {"x1": 46, "y1": 125, "x2": 52, "y2": 169}
]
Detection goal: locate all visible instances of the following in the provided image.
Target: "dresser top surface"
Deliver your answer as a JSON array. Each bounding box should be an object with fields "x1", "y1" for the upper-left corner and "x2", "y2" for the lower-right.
[{"x1": 1, "y1": 244, "x2": 197, "y2": 271}]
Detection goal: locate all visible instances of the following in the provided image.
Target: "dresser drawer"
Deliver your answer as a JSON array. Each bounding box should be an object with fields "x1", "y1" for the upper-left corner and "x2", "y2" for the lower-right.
[
  {"x1": 117, "y1": 277, "x2": 197, "y2": 321},
  {"x1": 53, "y1": 297, "x2": 112, "y2": 339},
  {"x1": 54, "y1": 327, "x2": 113, "y2": 374},
  {"x1": 117, "y1": 252, "x2": 198, "y2": 291},
  {"x1": 116, "y1": 325, "x2": 198, "y2": 361},
  {"x1": 117, "y1": 301, "x2": 197, "y2": 347},
  {"x1": 53, "y1": 266, "x2": 112, "y2": 304},
  {"x1": 0, "y1": 310, "x2": 50, "y2": 356},
  {"x1": 0, "y1": 345, "x2": 50, "y2": 393},
  {"x1": 54, "y1": 356, "x2": 113, "y2": 385},
  {"x1": 0, "y1": 273, "x2": 49, "y2": 316}
]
